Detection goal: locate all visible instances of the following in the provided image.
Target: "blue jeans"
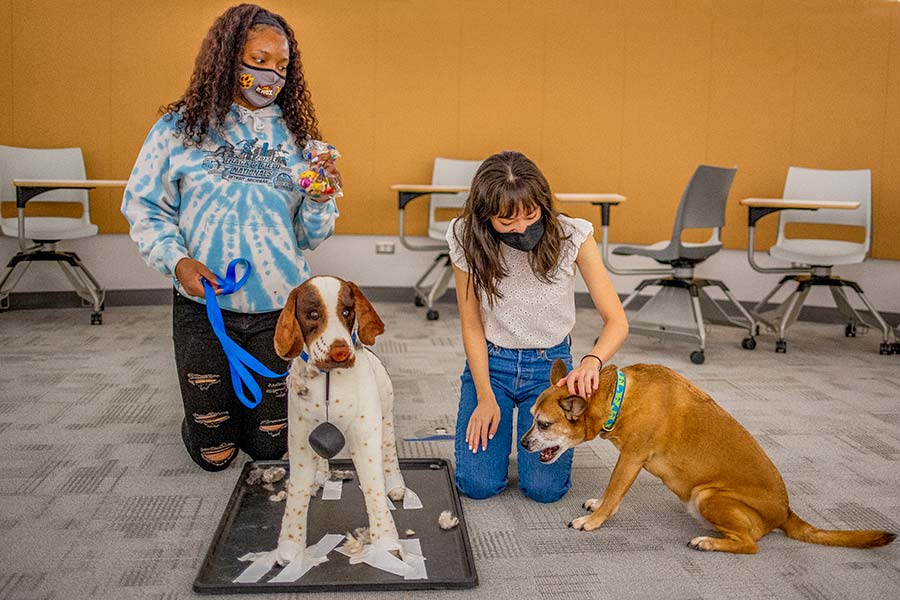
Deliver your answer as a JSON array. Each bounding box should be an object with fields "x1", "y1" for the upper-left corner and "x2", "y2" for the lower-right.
[{"x1": 454, "y1": 338, "x2": 574, "y2": 503}]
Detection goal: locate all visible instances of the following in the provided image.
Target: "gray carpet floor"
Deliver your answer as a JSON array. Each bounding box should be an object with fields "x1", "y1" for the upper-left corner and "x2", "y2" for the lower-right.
[{"x1": 1, "y1": 300, "x2": 899, "y2": 600}]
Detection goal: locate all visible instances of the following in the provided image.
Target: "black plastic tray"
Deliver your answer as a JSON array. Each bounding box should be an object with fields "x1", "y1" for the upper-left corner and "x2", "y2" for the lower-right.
[{"x1": 194, "y1": 458, "x2": 477, "y2": 593}]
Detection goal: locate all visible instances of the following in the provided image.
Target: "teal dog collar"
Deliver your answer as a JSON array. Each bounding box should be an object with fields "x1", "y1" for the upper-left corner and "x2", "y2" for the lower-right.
[{"x1": 600, "y1": 369, "x2": 626, "y2": 432}]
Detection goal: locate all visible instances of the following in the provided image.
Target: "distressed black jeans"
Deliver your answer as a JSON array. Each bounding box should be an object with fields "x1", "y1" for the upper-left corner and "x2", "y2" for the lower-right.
[{"x1": 172, "y1": 290, "x2": 290, "y2": 471}]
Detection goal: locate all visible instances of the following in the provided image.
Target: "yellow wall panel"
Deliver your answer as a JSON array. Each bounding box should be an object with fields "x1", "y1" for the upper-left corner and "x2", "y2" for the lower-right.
[
  {"x1": 370, "y1": 0, "x2": 462, "y2": 236},
  {"x1": 618, "y1": 0, "x2": 712, "y2": 245},
  {"x1": 541, "y1": 1, "x2": 625, "y2": 226},
  {"x1": 876, "y1": 5, "x2": 900, "y2": 258},
  {"x1": 290, "y1": 1, "x2": 378, "y2": 235},
  {"x1": 458, "y1": 1, "x2": 544, "y2": 161},
  {"x1": 0, "y1": 0, "x2": 11, "y2": 144},
  {"x1": 791, "y1": 5, "x2": 890, "y2": 169},
  {"x1": 5, "y1": 0, "x2": 900, "y2": 259},
  {"x1": 707, "y1": 6, "x2": 796, "y2": 250},
  {"x1": 11, "y1": 0, "x2": 113, "y2": 225},
  {"x1": 106, "y1": 1, "x2": 206, "y2": 233}
]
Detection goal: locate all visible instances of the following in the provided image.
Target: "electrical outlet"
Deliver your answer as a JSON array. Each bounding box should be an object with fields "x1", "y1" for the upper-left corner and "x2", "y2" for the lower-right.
[{"x1": 375, "y1": 241, "x2": 395, "y2": 254}]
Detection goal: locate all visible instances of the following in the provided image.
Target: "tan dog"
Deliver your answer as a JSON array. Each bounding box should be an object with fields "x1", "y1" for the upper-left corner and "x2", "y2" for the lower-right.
[{"x1": 520, "y1": 361, "x2": 895, "y2": 554}]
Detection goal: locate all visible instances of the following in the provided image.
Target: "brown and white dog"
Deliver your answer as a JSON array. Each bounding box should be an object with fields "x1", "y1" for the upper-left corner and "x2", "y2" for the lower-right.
[
  {"x1": 521, "y1": 361, "x2": 895, "y2": 554},
  {"x1": 272, "y1": 276, "x2": 406, "y2": 565}
]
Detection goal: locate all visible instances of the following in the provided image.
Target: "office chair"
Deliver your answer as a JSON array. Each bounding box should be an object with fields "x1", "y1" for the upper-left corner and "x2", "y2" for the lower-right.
[
  {"x1": 608, "y1": 165, "x2": 756, "y2": 364},
  {"x1": 750, "y1": 167, "x2": 894, "y2": 355},
  {"x1": 400, "y1": 158, "x2": 481, "y2": 321},
  {"x1": 0, "y1": 145, "x2": 104, "y2": 323}
]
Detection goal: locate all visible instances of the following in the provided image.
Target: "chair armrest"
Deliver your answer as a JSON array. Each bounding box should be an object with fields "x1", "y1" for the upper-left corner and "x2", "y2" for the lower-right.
[
  {"x1": 13, "y1": 179, "x2": 128, "y2": 207},
  {"x1": 392, "y1": 184, "x2": 469, "y2": 252},
  {"x1": 739, "y1": 197, "x2": 860, "y2": 227},
  {"x1": 555, "y1": 193, "x2": 626, "y2": 227},
  {"x1": 10, "y1": 179, "x2": 127, "y2": 252},
  {"x1": 738, "y1": 197, "x2": 860, "y2": 275},
  {"x1": 391, "y1": 184, "x2": 470, "y2": 210},
  {"x1": 555, "y1": 192, "x2": 668, "y2": 276}
]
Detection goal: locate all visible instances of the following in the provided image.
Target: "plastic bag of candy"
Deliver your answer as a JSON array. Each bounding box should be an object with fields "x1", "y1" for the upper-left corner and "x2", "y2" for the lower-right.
[{"x1": 298, "y1": 140, "x2": 342, "y2": 200}]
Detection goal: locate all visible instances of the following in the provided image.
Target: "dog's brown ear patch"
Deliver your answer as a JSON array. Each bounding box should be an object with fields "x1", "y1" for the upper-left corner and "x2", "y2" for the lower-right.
[
  {"x1": 274, "y1": 287, "x2": 305, "y2": 359},
  {"x1": 348, "y1": 282, "x2": 384, "y2": 345},
  {"x1": 550, "y1": 359, "x2": 568, "y2": 385},
  {"x1": 558, "y1": 396, "x2": 587, "y2": 422}
]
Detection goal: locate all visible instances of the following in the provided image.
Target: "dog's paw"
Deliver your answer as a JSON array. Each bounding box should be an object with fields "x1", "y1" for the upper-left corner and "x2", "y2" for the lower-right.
[
  {"x1": 387, "y1": 486, "x2": 406, "y2": 502},
  {"x1": 569, "y1": 513, "x2": 606, "y2": 531},
  {"x1": 688, "y1": 536, "x2": 716, "y2": 551},
  {"x1": 275, "y1": 540, "x2": 303, "y2": 566},
  {"x1": 582, "y1": 498, "x2": 601, "y2": 511},
  {"x1": 568, "y1": 515, "x2": 589, "y2": 531}
]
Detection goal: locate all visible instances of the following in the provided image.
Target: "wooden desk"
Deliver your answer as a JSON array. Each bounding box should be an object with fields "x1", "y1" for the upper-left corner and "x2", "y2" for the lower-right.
[{"x1": 739, "y1": 197, "x2": 860, "y2": 274}]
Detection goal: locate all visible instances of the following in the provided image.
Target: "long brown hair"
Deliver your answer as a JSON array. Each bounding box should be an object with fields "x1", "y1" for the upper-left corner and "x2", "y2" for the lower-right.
[
  {"x1": 163, "y1": 4, "x2": 320, "y2": 147},
  {"x1": 453, "y1": 151, "x2": 568, "y2": 307}
]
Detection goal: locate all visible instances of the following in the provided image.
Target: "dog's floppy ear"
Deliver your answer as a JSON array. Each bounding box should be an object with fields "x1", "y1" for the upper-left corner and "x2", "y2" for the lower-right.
[
  {"x1": 274, "y1": 287, "x2": 305, "y2": 359},
  {"x1": 348, "y1": 281, "x2": 384, "y2": 345},
  {"x1": 558, "y1": 396, "x2": 587, "y2": 422},
  {"x1": 550, "y1": 359, "x2": 568, "y2": 386}
]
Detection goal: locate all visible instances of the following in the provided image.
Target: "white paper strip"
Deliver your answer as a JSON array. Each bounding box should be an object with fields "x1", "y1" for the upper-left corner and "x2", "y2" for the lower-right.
[
  {"x1": 334, "y1": 538, "x2": 418, "y2": 578},
  {"x1": 402, "y1": 488, "x2": 423, "y2": 510},
  {"x1": 399, "y1": 538, "x2": 428, "y2": 580},
  {"x1": 268, "y1": 534, "x2": 345, "y2": 583},
  {"x1": 321, "y1": 479, "x2": 343, "y2": 500},
  {"x1": 339, "y1": 544, "x2": 415, "y2": 577},
  {"x1": 234, "y1": 551, "x2": 276, "y2": 583}
]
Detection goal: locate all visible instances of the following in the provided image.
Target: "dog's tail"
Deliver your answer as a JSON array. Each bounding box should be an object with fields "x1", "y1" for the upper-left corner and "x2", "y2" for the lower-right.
[{"x1": 780, "y1": 510, "x2": 895, "y2": 548}]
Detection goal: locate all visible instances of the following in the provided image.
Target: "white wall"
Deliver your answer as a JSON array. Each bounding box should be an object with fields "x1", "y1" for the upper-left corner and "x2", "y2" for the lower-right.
[{"x1": 2, "y1": 234, "x2": 899, "y2": 313}]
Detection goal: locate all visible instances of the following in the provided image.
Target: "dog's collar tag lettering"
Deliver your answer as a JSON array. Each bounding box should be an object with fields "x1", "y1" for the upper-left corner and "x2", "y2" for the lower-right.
[{"x1": 601, "y1": 369, "x2": 626, "y2": 432}]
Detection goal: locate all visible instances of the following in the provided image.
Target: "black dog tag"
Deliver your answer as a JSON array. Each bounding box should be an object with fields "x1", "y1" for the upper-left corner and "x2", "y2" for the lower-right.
[{"x1": 308, "y1": 422, "x2": 345, "y2": 459}]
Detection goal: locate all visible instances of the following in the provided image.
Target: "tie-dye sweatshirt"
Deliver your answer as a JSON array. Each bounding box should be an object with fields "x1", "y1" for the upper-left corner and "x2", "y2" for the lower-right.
[{"x1": 122, "y1": 103, "x2": 337, "y2": 314}]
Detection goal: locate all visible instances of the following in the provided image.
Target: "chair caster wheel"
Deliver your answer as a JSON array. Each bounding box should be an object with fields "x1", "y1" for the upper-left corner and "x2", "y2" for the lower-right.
[
  {"x1": 845, "y1": 323, "x2": 857, "y2": 338},
  {"x1": 741, "y1": 337, "x2": 756, "y2": 350},
  {"x1": 879, "y1": 342, "x2": 893, "y2": 355},
  {"x1": 775, "y1": 339, "x2": 787, "y2": 353},
  {"x1": 91, "y1": 312, "x2": 103, "y2": 325},
  {"x1": 690, "y1": 350, "x2": 705, "y2": 364},
  {"x1": 894, "y1": 342, "x2": 900, "y2": 355},
  {"x1": 426, "y1": 309, "x2": 439, "y2": 321},
  {"x1": 414, "y1": 296, "x2": 425, "y2": 307}
]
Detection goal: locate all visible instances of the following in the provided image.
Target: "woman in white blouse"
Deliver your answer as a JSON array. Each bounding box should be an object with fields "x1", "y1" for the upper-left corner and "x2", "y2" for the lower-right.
[{"x1": 446, "y1": 151, "x2": 628, "y2": 502}]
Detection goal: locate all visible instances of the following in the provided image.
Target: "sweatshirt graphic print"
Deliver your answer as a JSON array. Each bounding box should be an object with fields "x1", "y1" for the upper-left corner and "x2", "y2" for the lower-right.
[{"x1": 122, "y1": 103, "x2": 337, "y2": 313}]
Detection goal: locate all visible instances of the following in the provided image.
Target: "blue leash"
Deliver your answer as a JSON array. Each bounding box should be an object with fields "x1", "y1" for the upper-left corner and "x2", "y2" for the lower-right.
[{"x1": 202, "y1": 258, "x2": 288, "y2": 409}]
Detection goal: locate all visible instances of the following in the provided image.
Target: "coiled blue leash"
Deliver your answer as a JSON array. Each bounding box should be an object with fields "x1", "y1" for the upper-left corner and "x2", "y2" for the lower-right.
[{"x1": 202, "y1": 258, "x2": 288, "y2": 409}]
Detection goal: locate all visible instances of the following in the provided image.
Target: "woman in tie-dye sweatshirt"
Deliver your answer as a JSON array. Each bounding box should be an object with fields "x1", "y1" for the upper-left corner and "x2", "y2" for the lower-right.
[{"x1": 122, "y1": 4, "x2": 338, "y2": 471}]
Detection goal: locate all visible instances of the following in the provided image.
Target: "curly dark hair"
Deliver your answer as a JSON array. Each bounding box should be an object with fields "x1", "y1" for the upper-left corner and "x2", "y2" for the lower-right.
[
  {"x1": 163, "y1": 3, "x2": 320, "y2": 147},
  {"x1": 452, "y1": 151, "x2": 570, "y2": 307}
]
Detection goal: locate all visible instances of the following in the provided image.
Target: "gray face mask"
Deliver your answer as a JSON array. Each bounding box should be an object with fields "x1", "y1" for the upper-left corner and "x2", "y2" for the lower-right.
[
  {"x1": 496, "y1": 217, "x2": 545, "y2": 252},
  {"x1": 238, "y1": 63, "x2": 285, "y2": 108}
]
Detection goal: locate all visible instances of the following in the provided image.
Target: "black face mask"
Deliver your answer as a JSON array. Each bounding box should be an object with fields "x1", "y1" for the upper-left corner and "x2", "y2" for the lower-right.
[{"x1": 496, "y1": 217, "x2": 545, "y2": 252}]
